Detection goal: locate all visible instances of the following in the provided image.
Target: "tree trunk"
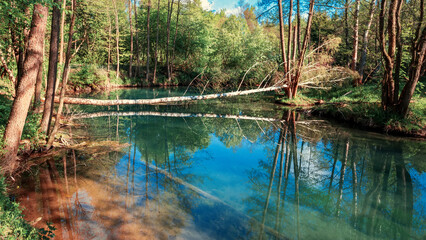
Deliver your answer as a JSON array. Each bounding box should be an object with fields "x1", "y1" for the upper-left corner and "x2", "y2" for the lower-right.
[
  {"x1": 287, "y1": 0, "x2": 293, "y2": 87},
  {"x1": 0, "y1": 44, "x2": 16, "y2": 90},
  {"x1": 278, "y1": 0, "x2": 288, "y2": 74},
  {"x1": 344, "y1": 0, "x2": 350, "y2": 58},
  {"x1": 291, "y1": 0, "x2": 315, "y2": 98},
  {"x1": 170, "y1": 0, "x2": 181, "y2": 78},
  {"x1": 113, "y1": 0, "x2": 120, "y2": 80},
  {"x1": 1, "y1": 4, "x2": 48, "y2": 173},
  {"x1": 59, "y1": 0, "x2": 66, "y2": 65},
  {"x1": 47, "y1": 0, "x2": 77, "y2": 148},
  {"x1": 128, "y1": 0, "x2": 133, "y2": 78},
  {"x1": 379, "y1": 0, "x2": 401, "y2": 110},
  {"x1": 146, "y1": 0, "x2": 151, "y2": 83},
  {"x1": 40, "y1": 0, "x2": 61, "y2": 133},
  {"x1": 397, "y1": 4, "x2": 425, "y2": 117},
  {"x1": 351, "y1": 0, "x2": 360, "y2": 75},
  {"x1": 153, "y1": 0, "x2": 161, "y2": 84},
  {"x1": 134, "y1": 0, "x2": 140, "y2": 77},
  {"x1": 393, "y1": 0, "x2": 404, "y2": 102},
  {"x1": 33, "y1": 39, "x2": 44, "y2": 110},
  {"x1": 296, "y1": 0, "x2": 300, "y2": 55},
  {"x1": 166, "y1": 0, "x2": 175, "y2": 83},
  {"x1": 48, "y1": 85, "x2": 288, "y2": 106},
  {"x1": 107, "y1": 5, "x2": 112, "y2": 87},
  {"x1": 358, "y1": 0, "x2": 377, "y2": 82}
]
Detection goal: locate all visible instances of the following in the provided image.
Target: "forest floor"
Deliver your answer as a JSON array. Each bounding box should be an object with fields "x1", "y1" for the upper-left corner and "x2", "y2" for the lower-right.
[{"x1": 276, "y1": 84, "x2": 426, "y2": 138}]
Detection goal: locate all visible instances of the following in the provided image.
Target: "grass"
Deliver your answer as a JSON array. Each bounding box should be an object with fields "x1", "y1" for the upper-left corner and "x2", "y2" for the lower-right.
[
  {"x1": 298, "y1": 84, "x2": 425, "y2": 135},
  {"x1": 0, "y1": 175, "x2": 55, "y2": 239}
]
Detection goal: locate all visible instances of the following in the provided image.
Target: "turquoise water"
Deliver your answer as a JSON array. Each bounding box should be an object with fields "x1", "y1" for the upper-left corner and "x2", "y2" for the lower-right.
[{"x1": 17, "y1": 87, "x2": 425, "y2": 239}]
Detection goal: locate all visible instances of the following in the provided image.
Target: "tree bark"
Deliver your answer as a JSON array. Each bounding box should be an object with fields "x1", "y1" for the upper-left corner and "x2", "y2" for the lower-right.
[
  {"x1": 113, "y1": 0, "x2": 120, "y2": 80},
  {"x1": 1, "y1": 4, "x2": 48, "y2": 173},
  {"x1": 170, "y1": 0, "x2": 181, "y2": 78},
  {"x1": 33, "y1": 39, "x2": 44, "y2": 110},
  {"x1": 134, "y1": 0, "x2": 140, "y2": 77},
  {"x1": 358, "y1": 0, "x2": 377, "y2": 82},
  {"x1": 48, "y1": 85, "x2": 288, "y2": 106},
  {"x1": 153, "y1": 0, "x2": 161, "y2": 84},
  {"x1": 47, "y1": 0, "x2": 77, "y2": 148},
  {"x1": 128, "y1": 0, "x2": 133, "y2": 78},
  {"x1": 278, "y1": 0, "x2": 288, "y2": 78},
  {"x1": 287, "y1": 0, "x2": 293, "y2": 86},
  {"x1": 296, "y1": 0, "x2": 300, "y2": 56},
  {"x1": 291, "y1": 0, "x2": 315, "y2": 98},
  {"x1": 393, "y1": 0, "x2": 404, "y2": 102},
  {"x1": 107, "y1": 5, "x2": 112, "y2": 87},
  {"x1": 397, "y1": 1, "x2": 425, "y2": 117},
  {"x1": 166, "y1": 0, "x2": 175, "y2": 83},
  {"x1": 146, "y1": 0, "x2": 151, "y2": 83},
  {"x1": 40, "y1": 0, "x2": 61, "y2": 133},
  {"x1": 351, "y1": 0, "x2": 360, "y2": 74},
  {"x1": 59, "y1": 0, "x2": 66, "y2": 65}
]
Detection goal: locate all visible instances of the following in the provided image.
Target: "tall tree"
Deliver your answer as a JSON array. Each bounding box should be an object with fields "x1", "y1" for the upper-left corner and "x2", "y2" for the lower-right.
[
  {"x1": 47, "y1": 0, "x2": 77, "y2": 148},
  {"x1": 358, "y1": 0, "x2": 377, "y2": 82},
  {"x1": 1, "y1": 4, "x2": 48, "y2": 173},
  {"x1": 153, "y1": 0, "x2": 161, "y2": 84},
  {"x1": 59, "y1": 0, "x2": 67, "y2": 65},
  {"x1": 40, "y1": 0, "x2": 61, "y2": 134},
  {"x1": 113, "y1": 0, "x2": 120, "y2": 80},
  {"x1": 146, "y1": 0, "x2": 151, "y2": 83},
  {"x1": 134, "y1": 0, "x2": 140, "y2": 77},
  {"x1": 170, "y1": 0, "x2": 181, "y2": 78},
  {"x1": 351, "y1": 0, "x2": 360, "y2": 74},
  {"x1": 278, "y1": 0, "x2": 288, "y2": 75},
  {"x1": 128, "y1": 0, "x2": 133, "y2": 77},
  {"x1": 166, "y1": 0, "x2": 175, "y2": 83}
]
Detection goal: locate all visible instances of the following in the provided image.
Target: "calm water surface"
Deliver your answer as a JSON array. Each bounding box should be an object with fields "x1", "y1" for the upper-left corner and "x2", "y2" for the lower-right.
[{"x1": 15, "y1": 87, "x2": 425, "y2": 239}]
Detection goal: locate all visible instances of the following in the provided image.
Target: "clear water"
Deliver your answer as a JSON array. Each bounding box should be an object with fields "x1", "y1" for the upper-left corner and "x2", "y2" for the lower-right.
[{"x1": 16, "y1": 87, "x2": 425, "y2": 239}]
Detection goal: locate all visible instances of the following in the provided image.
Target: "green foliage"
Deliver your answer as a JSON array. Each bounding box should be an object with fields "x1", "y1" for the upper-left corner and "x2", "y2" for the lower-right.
[
  {"x1": 0, "y1": 175, "x2": 55, "y2": 239},
  {"x1": 69, "y1": 65, "x2": 108, "y2": 88}
]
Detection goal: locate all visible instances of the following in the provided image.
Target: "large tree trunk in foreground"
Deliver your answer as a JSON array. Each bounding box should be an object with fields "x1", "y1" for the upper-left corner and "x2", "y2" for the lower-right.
[
  {"x1": 33, "y1": 39, "x2": 44, "y2": 110},
  {"x1": 49, "y1": 85, "x2": 288, "y2": 106},
  {"x1": 1, "y1": 4, "x2": 48, "y2": 173},
  {"x1": 40, "y1": 0, "x2": 61, "y2": 133},
  {"x1": 47, "y1": 0, "x2": 77, "y2": 148}
]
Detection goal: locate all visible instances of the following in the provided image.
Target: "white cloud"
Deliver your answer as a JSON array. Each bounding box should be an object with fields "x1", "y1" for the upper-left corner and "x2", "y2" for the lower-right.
[
  {"x1": 200, "y1": 0, "x2": 213, "y2": 11},
  {"x1": 225, "y1": 6, "x2": 242, "y2": 16}
]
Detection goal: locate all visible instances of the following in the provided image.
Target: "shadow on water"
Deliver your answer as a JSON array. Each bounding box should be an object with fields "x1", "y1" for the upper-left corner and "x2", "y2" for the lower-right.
[{"x1": 12, "y1": 89, "x2": 425, "y2": 239}]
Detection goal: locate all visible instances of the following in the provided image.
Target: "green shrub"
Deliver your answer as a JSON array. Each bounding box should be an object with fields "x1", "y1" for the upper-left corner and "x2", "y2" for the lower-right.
[{"x1": 0, "y1": 175, "x2": 55, "y2": 239}]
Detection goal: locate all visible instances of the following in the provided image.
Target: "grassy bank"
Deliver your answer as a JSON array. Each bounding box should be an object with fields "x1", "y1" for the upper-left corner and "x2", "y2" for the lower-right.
[
  {"x1": 277, "y1": 84, "x2": 426, "y2": 137},
  {"x1": 0, "y1": 175, "x2": 54, "y2": 239}
]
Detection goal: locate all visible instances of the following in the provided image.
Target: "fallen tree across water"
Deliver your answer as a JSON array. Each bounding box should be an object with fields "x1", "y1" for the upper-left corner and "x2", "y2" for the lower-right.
[{"x1": 49, "y1": 85, "x2": 287, "y2": 106}]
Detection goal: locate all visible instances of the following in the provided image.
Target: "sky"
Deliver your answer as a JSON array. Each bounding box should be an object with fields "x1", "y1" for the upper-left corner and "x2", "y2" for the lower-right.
[{"x1": 200, "y1": 0, "x2": 243, "y2": 15}]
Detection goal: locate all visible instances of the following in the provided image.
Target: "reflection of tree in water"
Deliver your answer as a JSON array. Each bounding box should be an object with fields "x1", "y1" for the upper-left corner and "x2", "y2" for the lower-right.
[{"x1": 244, "y1": 111, "x2": 420, "y2": 239}]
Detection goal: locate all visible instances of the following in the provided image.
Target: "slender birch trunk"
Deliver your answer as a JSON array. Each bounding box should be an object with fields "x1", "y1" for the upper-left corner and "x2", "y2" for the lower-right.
[
  {"x1": 351, "y1": 0, "x2": 360, "y2": 75},
  {"x1": 358, "y1": 0, "x2": 377, "y2": 82},
  {"x1": 146, "y1": 0, "x2": 152, "y2": 83},
  {"x1": 128, "y1": 0, "x2": 133, "y2": 78},
  {"x1": 153, "y1": 0, "x2": 161, "y2": 84}
]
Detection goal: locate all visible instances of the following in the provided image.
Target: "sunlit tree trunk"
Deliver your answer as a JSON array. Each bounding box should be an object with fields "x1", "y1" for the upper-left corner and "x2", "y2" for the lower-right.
[
  {"x1": 278, "y1": 0, "x2": 288, "y2": 75},
  {"x1": 397, "y1": 3, "x2": 425, "y2": 117},
  {"x1": 351, "y1": 0, "x2": 360, "y2": 75},
  {"x1": 358, "y1": 0, "x2": 377, "y2": 82},
  {"x1": 153, "y1": 0, "x2": 160, "y2": 84},
  {"x1": 113, "y1": 0, "x2": 120, "y2": 80},
  {"x1": 107, "y1": 5, "x2": 112, "y2": 87},
  {"x1": 287, "y1": 0, "x2": 293, "y2": 86},
  {"x1": 1, "y1": 4, "x2": 48, "y2": 173},
  {"x1": 170, "y1": 0, "x2": 181, "y2": 78},
  {"x1": 166, "y1": 0, "x2": 175, "y2": 83},
  {"x1": 146, "y1": 0, "x2": 151, "y2": 83},
  {"x1": 59, "y1": 0, "x2": 66, "y2": 65},
  {"x1": 47, "y1": 0, "x2": 77, "y2": 148},
  {"x1": 33, "y1": 38, "x2": 44, "y2": 110},
  {"x1": 393, "y1": 0, "x2": 404, "y2": 102},
  {"x1": 128, "y1": 0, "x2": 133, "y2": 78},
  {"x1": 40, "y1": 0, "x2": 61, "y2": 133},
  {"x1": 291, "y1": 0, "x2": 315, "y2": 98},
  {"x1": 134, "y1": 0, "x2": 140, "y2": 77}
]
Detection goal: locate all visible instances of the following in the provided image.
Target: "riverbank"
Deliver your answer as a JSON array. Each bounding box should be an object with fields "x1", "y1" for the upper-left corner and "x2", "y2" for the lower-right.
[{"x1": 276, "y1": 85, "x2": 426, "y2": 138}]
